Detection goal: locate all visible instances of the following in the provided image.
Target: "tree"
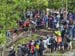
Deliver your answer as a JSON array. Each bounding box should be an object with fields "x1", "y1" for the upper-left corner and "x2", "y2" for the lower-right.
[{"x1": 0, "y1": 0, "x2": 75, "y2": 45}]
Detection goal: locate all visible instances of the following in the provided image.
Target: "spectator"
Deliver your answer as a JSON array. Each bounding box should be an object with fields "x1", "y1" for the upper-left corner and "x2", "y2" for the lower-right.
[
  {"x1": 48, "y1": 34, "x2": 56, "y2": 52},
  {"x1": 17, "y1": 46, "x2": 22, "y2": 56},
  {"x1": 20, "y1": 44, "x2": 28, "y2": 56},
  {"x1": 18, "y1": 20, "x2": 24, "y2": 27},
  {"x1": 23, "y1": 19, "x2": 30, "y2": 31},
  {"x1": 44, "y1": 13, "x2": 48, "y2": 28},
  {"x1": 9, "y1": 47, "x2": 15, "y2": 56},
  {"x1": 72, "y1": 25, "x2": 75, "y2": 40},
  {"x1": 6, "y1": 30, "x2": 12, "y2": 42},
  {"x1": 39, "y1": 41, "x2": 44, "y2": 56},
  {"x1": 8, "y1": 10, "x2": 75, "y2": 56},
  {"x1": 48, "y1": 16, "x2": 54, "y2": 28}
]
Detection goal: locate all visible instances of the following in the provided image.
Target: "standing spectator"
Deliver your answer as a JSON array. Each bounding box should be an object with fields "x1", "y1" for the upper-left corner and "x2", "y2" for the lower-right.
[
  {"x1": 39, "y1": 41, "x2": 44, "y2": 56},
  {"x1": 23, "y1": 19, "x2": 30, "y2": 31},
  {"x1": 30, "y1": 20, "x2": 36, "y2": 33},
  {"x1": 36, "y1": 18, "x2": 42, "y2": 29},
  {"x1": 72, "y1": 25, "x2": 75, "y2": 40},
  {"x1": 17, "y1": 46, "x2": 22, "y2": 56},
  {"x1": 29, "y1": 43, "x2": 35, "y2": 56},
  {"x1": 18, "y1": 20, "x2": 24, "y2": 27},
  {"x1": 55, "y1": 28, "x2": 62, "y2": 50},
  {"x1": 73, "y1": 13, "x2": 75, "y2": 20},
  {"x1": 68, "y1": 18, "x2": 73, "y2": 39},
  {"x1": 44, "y1": 13, "x2": 48, "y2": 28},
  {"x1": 61, "y1": 24, "x2": 69, "y2": 40},
  {"x1": 26, "y1": 9, "x2": 31, "y2": 18},
  {"x1": 28, "y1": 40, "x2": 35, "y2": 56},
  {"x1": 9, "y1": 47, "x2": 15, "y2": 56},
  {"x1": 34, "y1": 40, "x2": 40, "y2": 56},
  {"x1": 20, "y1": 44, "x2": 28, "y2": 56},
  {"x1": 48, "y1": 15, "x2": 54, "y2": 29},
  {"x1": 53, "y1": 16, "x2": 58, "y2": 29},
  {"x1": 41, "y1": 18, "x2": 45, "y2": 29},
  {"x1": 30, "y1": 11, "x2": 33, "y2": 19},
  {"x1": 6, "y1": 30, "x2": 12, "y2": 42},
  {"x1": 43, "y1": 37, "x2": 47, "y2": 49},
  {"x1": 60, "y1": 13, "x2": 63, "y2": 22},
  {"x1": 48, "y1": 34, "x2": 56, "y2": 52},
  {"x1": 46, "y1": 35, "x2": 51, "y2": 52},
  {"x1": 57, "y1": 12, "x2": 60, "y2": 22},
  {"x1": 56, "y1": 13, "x2": 60, "y2": 29}
]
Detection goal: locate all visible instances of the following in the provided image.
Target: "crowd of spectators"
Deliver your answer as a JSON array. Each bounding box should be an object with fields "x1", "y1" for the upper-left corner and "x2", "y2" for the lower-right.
[{"x1": 7, "y1": 9, "x2": 75, "y2": 56}]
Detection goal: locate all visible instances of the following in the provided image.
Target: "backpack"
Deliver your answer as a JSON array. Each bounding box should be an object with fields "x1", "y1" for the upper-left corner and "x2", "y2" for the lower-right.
[
  {"x1": 49, "y1": 38, "x2": 53, "y2": 44},
  {"x1": 40, "y1": 42, "x2": 44, "y2": 50},
  {"x1": 66, "y1": 37, "x2": 70, "y2": 43},
  {"x1": 49, "y1": 38, "x2": 56, "y2": 44},
  {"x1": 35, "y1": 44, "x2": 40, "y2": 50}
]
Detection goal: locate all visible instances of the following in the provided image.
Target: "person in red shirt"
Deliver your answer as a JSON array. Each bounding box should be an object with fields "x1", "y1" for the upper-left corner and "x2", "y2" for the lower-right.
[
  {"x1": 24, "y1": 21, "x2": 30, "y2": 27},
  {"x1": 23, "y1": 20, "x2": 30, "y2": 31}
]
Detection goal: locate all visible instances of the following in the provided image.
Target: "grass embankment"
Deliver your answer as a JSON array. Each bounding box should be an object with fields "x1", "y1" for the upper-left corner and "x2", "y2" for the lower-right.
[
  {"x1": 5, "y1": 34, "x2": 75, "y2": 56},
  {"x1": 13, "y1": 34, "x2": 39, "y2": 48}
]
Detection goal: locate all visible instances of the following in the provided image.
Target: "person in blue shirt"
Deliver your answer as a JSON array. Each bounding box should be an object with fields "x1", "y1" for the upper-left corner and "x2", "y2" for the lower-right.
[{"x1": 43, "y1": 13, "x2": 48, "y2": 28}]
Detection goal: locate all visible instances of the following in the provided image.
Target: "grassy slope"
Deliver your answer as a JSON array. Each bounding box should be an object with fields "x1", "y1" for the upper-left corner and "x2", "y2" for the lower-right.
[{"x1": 13, "y1": 34, "x2": 39, "y2": 48}]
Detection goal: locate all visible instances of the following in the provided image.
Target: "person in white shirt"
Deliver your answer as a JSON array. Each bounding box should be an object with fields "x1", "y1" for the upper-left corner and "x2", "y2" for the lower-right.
[
  {"x1": 43, "y1": 37, "x2": 48, "y2": 53},
  {"x1": 43, "y1": 38, "x2": 47, "y2": 49}
]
